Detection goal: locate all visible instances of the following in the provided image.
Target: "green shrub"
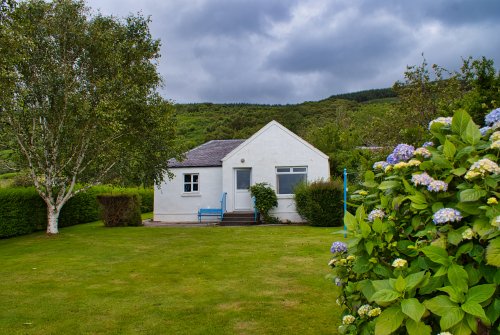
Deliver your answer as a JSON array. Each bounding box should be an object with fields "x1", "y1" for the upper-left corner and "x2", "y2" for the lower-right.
[
  {"x1": 97, "y1": 194, "x2": 142, "y2": 227},
  {"x1": 330, "y1": 109, "x2": 499, "y2": 335},
  {"x1": 295, "y1": 179, "x2": 344, "y2": 227},
  {"x1": 0, "y1": 186, "x2": 153, "y2": 238},
  {"x1": 250, "y1": 182, "x2": 278, "y2": 223}
]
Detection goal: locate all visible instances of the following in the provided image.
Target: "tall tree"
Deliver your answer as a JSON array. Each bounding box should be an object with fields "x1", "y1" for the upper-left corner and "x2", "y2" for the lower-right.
[{"x1": 0, "y1": 0, "x2": 180, "y2": 234}]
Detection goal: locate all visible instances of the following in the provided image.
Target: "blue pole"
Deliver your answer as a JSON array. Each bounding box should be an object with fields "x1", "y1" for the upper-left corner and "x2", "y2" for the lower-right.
[{"x1": 343, "y1": 168, "x2": 347, "y2": 238}]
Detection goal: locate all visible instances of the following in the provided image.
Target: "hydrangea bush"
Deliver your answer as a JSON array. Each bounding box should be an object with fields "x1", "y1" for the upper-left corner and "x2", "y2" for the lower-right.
[{"x1": 330, "y1": 109, "x2": 499, "y2": 335}]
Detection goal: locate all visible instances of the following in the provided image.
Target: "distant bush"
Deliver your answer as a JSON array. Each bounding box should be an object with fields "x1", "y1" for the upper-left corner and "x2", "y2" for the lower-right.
[
  {"x1": 0, "y1": 186, "x2": 153, "y2": 238},
  {"x1": 250, "y1": 182, "x2": 278, "y2": 223},
  {"x1": 97, "y1": 194, "x2": 142, "y2": 227},
  {"x1": 294, "y1": 179, "x2": 344, "y2": 227}
]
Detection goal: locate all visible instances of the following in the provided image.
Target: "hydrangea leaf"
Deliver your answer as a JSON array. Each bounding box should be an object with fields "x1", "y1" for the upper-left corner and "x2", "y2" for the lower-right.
[
  {"x1": 461, "y1": 302, "x2": 488, "y2": 322},
  {"x1": 443, "y1": 139, "x2": 457, "y2": 160},
  {"x1": 401, "y1": 298, "x2": 426, "y2": 322},
  {"x1": 465, "y1": 284, "x2": 496, "y2": 304},
  {"x1": 370, "y1": 289, "x2": 401, "y2": 304},
  {"x1": 379, "y1": 180, "x2": 401, "y2": 190},
  {"x1": 464, "y1": 263, "x2": 482, "y2": 286},
  {"x1": 395, "y1": 275, "x2": 406, "y2": 293},
  {"x1": 465, "y1": 314, "x2": 478, "y2": 333},
  {"x1": 405, "y1": 271, "x2": 426, "y2": 290},
  {"x1": 372, "y1": 218, "x2": 384, "y2": 233},
  {"x1": 455, "y1": 146, "x2": 475, "y2": 160},
  {"x1": 448, "y1": 264, "x2": 469, "y2": 293},
  {"x1": 459, "y1": 189, "x2": 486, "y2": 202},
  {"x1": 450, "y1": 319, "x2": 473, "y2": 335},
  {"x1": 463, "y1": 120, "x2": 481, "y2": 145},
  {"x1": 374, "y1": 305, "x2": 405, "y2": 335},
  {"x1": 451, "y1": 167, "x2": 467, "y2": 176},
  {"x1": 452, "y1": 109, "x2": 472, "y2": 136},
  {"x1": 421, "y1": 246, "x2": 450, "y2": 266},
  {"x1": 485, "y1": 298, "x2": 500, "y2": 325},
  {"x1": 438, "y1": 286, "x2": 465, "y2": 303},
  {"x1": 344, "y1": 211, "x2": 358, "y2": 231},
  {"x1": 405, "y1": 319, "x2": 431, "y2": 335},
  {"x1": 441, "y1": 307, "x2": 465, "y2": 329},
  {"x1": 485, "y1": 237, "x2": 500, "y2": 267},
  {"x1": 360, "y1": 220, "x2": 371, "y2": 238}
]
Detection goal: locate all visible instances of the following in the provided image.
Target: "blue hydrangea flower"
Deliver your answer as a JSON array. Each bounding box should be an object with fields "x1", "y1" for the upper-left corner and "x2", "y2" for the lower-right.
[
  {"x1": 330, "y1": 241, "x2": 348, "y2": 253},
  {"x1": 422, "y1": 141, "x2": 434, "y2": 147},
  {"x1": 427, "y1": 180, "x2": 448, "y2": 192},
  {"x1": 485, "y1": 108, "x2": 500, "y2": 126},
  {"x1": 411, "y1": 172, "x2": 434, "y2": 186},
  {"x1": 373, "y1": 161, "x2": 389, "y2": 170},
  {"x1": 368, "y1": 209, "x2": 385, "y2": 222},
  {"x1": 386, "y1": 144, "x2": 415, "y2": 164},
  {"x1": 433, "y1": 208, "x2": 462, "y2": 225},
  {"x1": 480, "y1": 126, "x2": 492, "y2": 136}
]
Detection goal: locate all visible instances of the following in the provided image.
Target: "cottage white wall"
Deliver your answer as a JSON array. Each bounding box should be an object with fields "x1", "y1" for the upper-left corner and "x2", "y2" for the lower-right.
[
  {"x1": 222, "y1": 123, "x2": 330, "y2": 222},
  {"x1": 154, "y1": 167, "x2": 222, "y2": 222}
]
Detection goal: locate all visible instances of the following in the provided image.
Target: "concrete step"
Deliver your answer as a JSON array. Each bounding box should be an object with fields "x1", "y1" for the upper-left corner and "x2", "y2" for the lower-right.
[{"x1": 220, "y1": 212, "x2": 257, "y2": 226}]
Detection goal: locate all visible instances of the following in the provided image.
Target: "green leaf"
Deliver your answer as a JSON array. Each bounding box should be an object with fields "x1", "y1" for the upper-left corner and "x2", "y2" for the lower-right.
[
  {"x1": 465, "y1": 314, "x2": 478, "y2": 333},
  {"x1": 372, "y1": 279, "x2": 393, "y2": 291},
  {"x1": 372, "y1": 218, "x2": 384, "y2": 233},
  {"x1": 486, "y1": 237, "x2": 500, "y2": 267},
  {"x1": 441, "y1": 308, "x2": 465, "y2": 329},
  {"x1": 421, "y1": 246, "x2": 450, "y2": 266},
  {"x1": 405, "y1": 271, "x2": 426, "y2": 290},
  {"x1": 353, "y1": 256, "x2": 372, "y2": 274},
  {"x1": 379, "y1": 180, "x2": 401, "y2": 190},
  {"x1": 452, "y1": 109, "x2": 472, "y2": 135},
  {"x1": 463, "y1": 120, "x2": 481, "y2": 145},
  {"x1": 455, "y1": 146, "x2": 475, "y2": 160},
  {"x1": 461, "y1": 302, "x2": 488, "y2": 321},
  {"x1": 344, "y1": 211, "x2": 358, "y2": 231},
  {"x1": 432, "y1": 154, "x2": 453, "y2": 169},
  {"x1": 401, "y1": 298, "x2": 426, "y2": 322},
  {"x1": 374, "y1": 306, "x2": 405, "y2": 335},
  {"x1": 448, "y1": 264, "x2": 469, "y2": 293},
  {"x1": 459, "y1": 189, "x2": 486, "y2": 202},
  {"x1": 365, "y1": 240, "x2": 374, "y2": 255},
  {"x1": 443, "y1": 139, "x2": 456, "y2": 160},
  {"x1": 406, "y1": 319, "x2": 431, "y2": 335},
  {"x1": 465, "y1": 284, "x2": 496, "y2": 304},
  {"x1": 456, "y1": 242, "x2": 473, "y2": 258},
  {"x1": 450, "y1": 320, "x2": 473, "y2": 335},
  {"x1": 451, "y1": 167, "x2": 467, "y2": 176},
  {"x1": 360, "y1": 220, "x2": 372, "y2": 238},
  {"x1": 408, "y1": 192, "x2": 427, "y2": 204},
  {"x1": 395, "y1": 276, "x2": 406, "y2": 293},
  {"x1": 370, "y1": 289, "x2": 401, "y2": 304},
  {"x1": 438, "y1": 286, "x2": 464, "y2": 303},
  {"x1": 424, "y1": 295, "x2": 458, "y2": 317},
  {"x1": 447, "y1": 229, "x2": 463, "y2": 246}
]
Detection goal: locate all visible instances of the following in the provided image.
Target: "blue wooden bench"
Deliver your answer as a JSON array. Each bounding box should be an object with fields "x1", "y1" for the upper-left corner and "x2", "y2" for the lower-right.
[{"x1": 198, "y1": 192, "x2": 227, "y2": 223}]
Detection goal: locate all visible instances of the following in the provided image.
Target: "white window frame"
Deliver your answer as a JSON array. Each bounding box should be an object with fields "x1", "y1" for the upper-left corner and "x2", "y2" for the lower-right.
[
  {"x1": 183, "y1": 173, "x2": 199, "y2": 193},
  {"x1": 276, "y1": 166, "x2": 307, "y2": 195}
]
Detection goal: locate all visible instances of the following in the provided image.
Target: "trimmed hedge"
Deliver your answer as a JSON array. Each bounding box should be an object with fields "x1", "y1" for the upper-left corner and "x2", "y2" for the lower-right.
[
  {"x1": 0, "y1": 186, "x2": 153, "y2": 238},
  {"x1": 98, "y1": 194, "x2": 142, "y2": 227},
  {"x1": 294, "y1": 179, "x2": 344, "y2": 227}
]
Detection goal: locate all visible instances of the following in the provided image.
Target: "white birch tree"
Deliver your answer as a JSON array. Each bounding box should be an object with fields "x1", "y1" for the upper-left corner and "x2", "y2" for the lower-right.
[{"x1": 0, "y1": 0, "x2": 180, "y2": 234}]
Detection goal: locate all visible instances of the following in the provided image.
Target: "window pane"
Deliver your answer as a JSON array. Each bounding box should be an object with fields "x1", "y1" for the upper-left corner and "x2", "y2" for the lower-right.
[
  {"x1": 192, "y1": 184, "x2": 199, "y2": 191},
  {"x1": 276, "y1": 167, "x2": 290, "y2": 173},
  {"x1": 184, "y1": 174, "x2": 191, "y2": 183},
  {"x1": 184, "y1": 184, "x2": 191, "y2": 192},
  {"x1": 293, "y1": 167, "x2": 307, "y2": 173},
  {"x1": 236, "y1": 169, "x2": 251, "y2": 190},
  {"x1": 193, "y1": 174, "x2": 199, "y2": 182},
  {"x1": 277, "y1": 173, "x2": 306, "y2": 194}
]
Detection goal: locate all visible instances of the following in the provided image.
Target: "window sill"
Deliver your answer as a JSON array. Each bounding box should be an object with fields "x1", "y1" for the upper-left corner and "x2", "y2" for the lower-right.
[
  {"x1": 277, "y1": 194, "x2": 295, "y2": 199},
  {"x1": 181, "y1": 193, "x2": 201, "y2": 197}
]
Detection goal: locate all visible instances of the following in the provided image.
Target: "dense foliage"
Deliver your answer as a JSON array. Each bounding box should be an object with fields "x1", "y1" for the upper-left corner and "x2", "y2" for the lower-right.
[
  {"x1": 294, "y1": 179, "x2": 344, "y2": 227},
  {"x1": 97, "y1": 194, "x2": 142, "y2": 227},
  {"x1": 0, "y1": 186, "x2": 152, "y2": 238},
  {"x1": 249, "y1": 182, "x2": 278, "y2": 223},
  {"x1": 330, "y1": 109, "x2": 500, "y2": 335}
]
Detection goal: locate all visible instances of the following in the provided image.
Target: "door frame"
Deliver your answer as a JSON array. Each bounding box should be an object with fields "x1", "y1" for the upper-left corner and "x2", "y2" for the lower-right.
[{"x1": 234, "y1": 168, "x2": 252, "y2": 211}]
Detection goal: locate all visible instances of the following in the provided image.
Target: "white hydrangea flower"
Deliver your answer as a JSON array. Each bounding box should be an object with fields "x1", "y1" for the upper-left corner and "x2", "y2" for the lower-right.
[
  {"x1": 462, "y1": 228, "x2": 475, "y2": 240},
  {"x1": 367, "y1": 307, "x2": 381, "y2": 317},
  {"x1": 342, "y1": 314, "x2": 356, "y2": 325},
  {"x1": 392, "y1": 258, "x2": 407, "y2": 268}
]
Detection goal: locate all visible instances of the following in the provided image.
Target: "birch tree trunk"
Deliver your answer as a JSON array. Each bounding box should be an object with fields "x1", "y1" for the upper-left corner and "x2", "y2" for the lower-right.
[{"x1": 46, "y1": 205, "x2": 61, "y2": 235}]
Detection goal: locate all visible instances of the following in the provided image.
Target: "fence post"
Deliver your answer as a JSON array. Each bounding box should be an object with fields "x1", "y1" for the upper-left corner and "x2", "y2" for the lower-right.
[{"x1": 343, "y1": 168, "x2": 347, "y2": 238}]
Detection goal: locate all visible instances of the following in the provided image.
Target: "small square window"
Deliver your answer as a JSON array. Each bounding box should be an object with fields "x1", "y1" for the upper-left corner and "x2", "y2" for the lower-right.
[{"x1": 183, "y1": 173, "x2": 199, "y2": 193}]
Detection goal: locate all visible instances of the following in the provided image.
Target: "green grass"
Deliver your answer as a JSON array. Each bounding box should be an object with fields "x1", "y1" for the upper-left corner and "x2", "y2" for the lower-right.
[{"x1": 0, "y1": 220, "x2": 345, "y2": 334}]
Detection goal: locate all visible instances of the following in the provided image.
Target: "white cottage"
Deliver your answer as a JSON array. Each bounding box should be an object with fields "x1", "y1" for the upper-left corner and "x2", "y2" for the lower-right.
[{"x1": 154, "y1": 120, "x2": 330, "y2": 223}]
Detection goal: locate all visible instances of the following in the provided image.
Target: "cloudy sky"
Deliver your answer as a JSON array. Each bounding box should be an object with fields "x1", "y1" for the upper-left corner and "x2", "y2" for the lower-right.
[{"x1": 86, "y1": 0, "x2": 500, "y2": 104}]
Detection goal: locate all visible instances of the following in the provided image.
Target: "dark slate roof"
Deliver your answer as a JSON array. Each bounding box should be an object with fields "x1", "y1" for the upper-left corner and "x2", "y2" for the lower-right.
[{"x1": 168, "y1": 139, "x2": 245, "y2": 168}]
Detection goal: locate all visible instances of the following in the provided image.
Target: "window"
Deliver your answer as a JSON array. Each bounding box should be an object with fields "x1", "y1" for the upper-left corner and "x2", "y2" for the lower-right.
[
  {"x1": 184, "y1": 173, "x2": 199, "y2": 193},
  {"x1": 276, "y1": 166, "x2": 307, "y2": 194}
]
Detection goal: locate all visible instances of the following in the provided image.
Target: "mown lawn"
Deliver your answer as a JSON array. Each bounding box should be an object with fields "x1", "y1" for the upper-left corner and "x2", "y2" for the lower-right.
[{"x1": 0, "y1": 220, "x2": 344, "y2": 335}]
